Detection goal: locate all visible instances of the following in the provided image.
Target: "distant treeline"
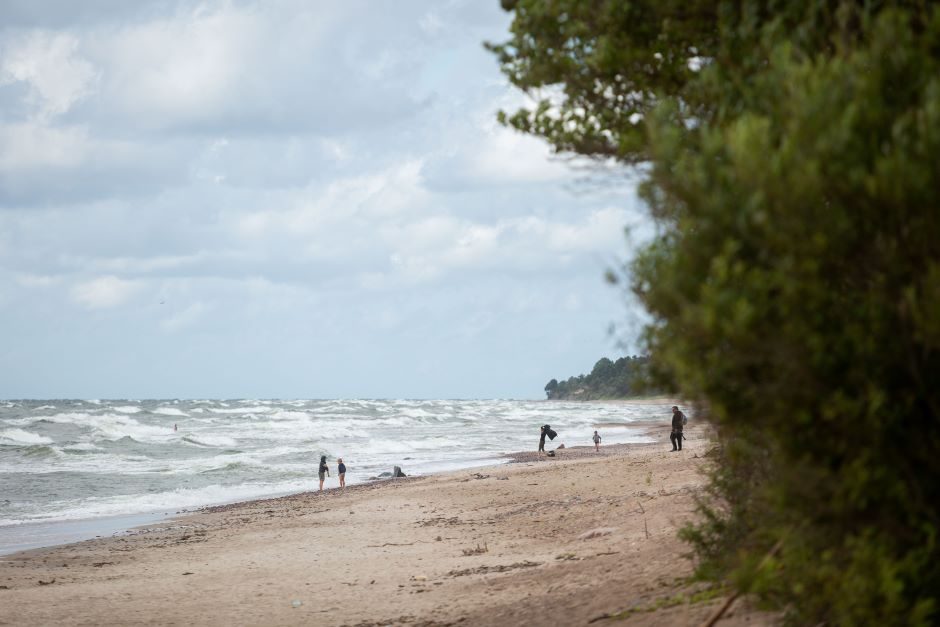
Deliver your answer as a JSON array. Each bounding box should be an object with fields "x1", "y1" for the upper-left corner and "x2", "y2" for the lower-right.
[{"x1": 544, "y1": 356, "x2": 659, "y2": 400}]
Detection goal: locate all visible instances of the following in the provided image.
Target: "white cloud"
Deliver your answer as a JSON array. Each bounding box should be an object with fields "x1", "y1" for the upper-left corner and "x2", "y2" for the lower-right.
[
  {"x1": 419, "y1": 12, "x2": 444, "y2": 35},
  {"x1": 161, "y1": 301, "x2": 209, "y2": 333},
  {"x1": 0, "y1": 30, "x2": 99, "y2": 120},
  {"x1": 0, "y1": 122, "x2": 89, "y2": 169},
  {"x1": 98, "y1": 5, "x2": 262, "y2": 125},
  {"x1": 88, "y1": 253, "x2": 208, "y2": 274},
  {"x1": 462, "y1": 125, "x2": 570, "y2": 184},
  {"x1": 235, "y1": 159, "x2": 430, "y2": 241},
  {"x1": 70, "y1": 275, "x2": 140, "y2": 309},
  {"x1": 381, "y1": 208, "x2": 627, "y2": 278},
  {"x1": 544, "y1": 206, "x2": 627, "y2": 252},
  {"x1": 15, "y1": 273, "x2": 62, "y2": 288}
]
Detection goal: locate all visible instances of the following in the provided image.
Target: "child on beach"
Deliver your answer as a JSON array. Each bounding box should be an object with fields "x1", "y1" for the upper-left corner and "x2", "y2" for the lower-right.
[
  {"x1": 337, "y1": 458, "x2": 346, "y2": 488},
  {"x1": 318, "y1": 455, "x2": 330, "y2": 491},
  {"x1": 593, "y1": 430, "x2": 602, "y2": 452}
]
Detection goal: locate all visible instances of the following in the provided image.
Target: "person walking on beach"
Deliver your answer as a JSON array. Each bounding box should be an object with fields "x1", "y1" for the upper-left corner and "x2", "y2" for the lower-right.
[
  {"x1": 593, "y1": 430, "x2": 602, "y2": 452},
  {"x1": 670, "y1": 406, "x2": 687, "y2": 451},
  {"x1": 337, "y1": 458, "x2": 346, "y2": 488},
  {"x1": 318, "y1": 455, "x2": 330, "y2": 491}
]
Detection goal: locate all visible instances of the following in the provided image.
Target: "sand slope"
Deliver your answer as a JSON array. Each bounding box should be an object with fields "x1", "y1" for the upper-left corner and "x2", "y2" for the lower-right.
[{"x1": 0, "y1": 422, "x2": 777, "y2": 626}]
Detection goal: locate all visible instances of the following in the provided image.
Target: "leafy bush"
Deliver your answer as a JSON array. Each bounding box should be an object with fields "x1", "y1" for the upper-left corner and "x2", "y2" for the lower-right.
[{"x1": 491, "y1": 2, "x2": 940, "y2": 624}]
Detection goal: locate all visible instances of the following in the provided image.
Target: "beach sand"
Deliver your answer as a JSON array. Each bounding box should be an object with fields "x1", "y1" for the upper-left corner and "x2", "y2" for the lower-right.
[{"x1": 0, "y1": 421, "x2": 776, "y2": 626}]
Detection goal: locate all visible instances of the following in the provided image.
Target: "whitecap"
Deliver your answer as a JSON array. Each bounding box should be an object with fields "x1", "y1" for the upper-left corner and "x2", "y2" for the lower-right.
[
  {"x1": 62, "y1": 442, "x2": 100, "y2": 452},
  {"x1": 208, "y1": 406, "x2": 272, "y2": 415},
  {"x1": 42, "y1": 412, "x2": 95, "y2": 423},
  {"x1": 181, "y1": 435, "x2": 239, "y2": 448},
  {"x1": 153, "y1": 407, "x2": 188, "y2": 417},
  {"x1": 0, "y1": 429, "x2": 53, "y2": 446},
  {"x1": 52, "y1": 413, "x2": 175, "y2": 443},
  {"x1": 268, "y1": 410, "x2": 311, "y2": 421}
]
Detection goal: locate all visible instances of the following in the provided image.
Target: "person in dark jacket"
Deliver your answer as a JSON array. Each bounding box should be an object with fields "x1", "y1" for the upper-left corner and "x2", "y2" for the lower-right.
[
  {"x1": 318, "y1": 454, "x2": 330, "y2": 491},
  {"x1": 538, "y1": 424, "x2": 557, "y2": 455},
  {"x1": 670, "y1": 406, "x2": 687, "y2": 451}
]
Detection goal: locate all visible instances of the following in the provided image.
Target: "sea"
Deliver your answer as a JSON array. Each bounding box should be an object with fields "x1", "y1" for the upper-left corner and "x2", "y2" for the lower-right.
[{"x1": 0, "y1": 399, "x2": 667, "y2": 554}]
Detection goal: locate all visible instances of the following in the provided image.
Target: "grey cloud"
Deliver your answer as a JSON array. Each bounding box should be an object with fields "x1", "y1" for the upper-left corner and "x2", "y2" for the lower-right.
[
  {"x1": 0, "y1": 1, "x2": 501, "y2": 208},
  {"x1": 0, "y1": 1, "x2": 644, "y2": 398},
  {"x1": 0, "y1": 142, "x2": 190, "y2": 207},
  {"x1": 0, "y1": 1, "x2": 185, "y2": 29}
]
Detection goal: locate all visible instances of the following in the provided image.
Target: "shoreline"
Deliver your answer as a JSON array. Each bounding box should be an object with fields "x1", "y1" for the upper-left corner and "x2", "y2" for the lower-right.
[
  {"x1": 0, "y1": 511, "x2": 174, "y2": 558},
  {"x1": 0, "y1": 420, "x2": 667, "y2": 558},
  {"x1": 0, "y1": 419, "x2": 776, "y2": 626}
]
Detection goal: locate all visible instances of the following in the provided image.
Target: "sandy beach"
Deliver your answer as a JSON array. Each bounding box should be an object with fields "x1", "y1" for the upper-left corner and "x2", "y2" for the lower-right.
[{"x1": 0, "y1": 421, "x2": 776, "y2": 626}]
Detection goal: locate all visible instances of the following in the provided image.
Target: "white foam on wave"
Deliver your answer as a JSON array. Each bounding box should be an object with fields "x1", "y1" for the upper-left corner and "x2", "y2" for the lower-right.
[
  {"x1": 2, "y1": 450, "x2": 170, "y2": 476},
  {"x1": 34, "y1": 412, "x2": 173, "y2": 443},
  {"x1": 33, "y1": 405, "x2": 56, "y2": 411},
  {"x1": 182, "y1": 434, "x2": 239, "y2": 448},
  {"x1": 352, "y1": 438, "x2": 437, "y2": 457},
  {"x1": 0, "y1": 429, "x2": 53, "y2": 445},
  {"x1": 62, "y1": 442, "x2": 100, "y2": 452},
  {"x1": 208, "y1": 406, "x2": 273, "y2": 415},
  {"x1": 237, "y1": 417, "x2": 369, "y2": 441},
  {"x1": 269, "y1": 410, "x2": 310, "y2": 420},
  {"x1": 153, "y1": 407, "x2": 188, "y2": 417},
  {"x1": 398, "y1": 408, "x2": 438, "y2": 419},
  {"x1": 0, "y1": 479, "x2": 315, "y2": 526},
  {"x1": 154, "y1": 450, "x2": 259, "y2": 474},
  {"x1": 112, "y1": 406, "x2": 142, "y2": 414},
  {"x1": 403, "y1": 437, "x2": 462, "y2": 450},
  {"x1": 42, "y1": 411, "x2": 95, "y2": 422}
]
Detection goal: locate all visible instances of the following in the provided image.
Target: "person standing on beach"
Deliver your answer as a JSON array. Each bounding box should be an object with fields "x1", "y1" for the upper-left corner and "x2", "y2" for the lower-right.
[
  {"x1": 593, "y1": 430, "x2": 602, "y2": 452},
  {"x1": 538, "y1": 424, "x2": 557, "y2": 456},
  {"x1": 670, "y1": 406, "x2": 687, "y2": 451},
  {"x1": 337, "y1": 458, "x2": 346, "y2": 488},
  {"x1": 318, "y1": 455, "x2": 330, "y2": 491}
]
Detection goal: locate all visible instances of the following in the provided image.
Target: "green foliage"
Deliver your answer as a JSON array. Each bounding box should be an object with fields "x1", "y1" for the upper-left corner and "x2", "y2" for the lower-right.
[
  {"x1": 492, "y1": 2, "x2": 940, "y2": 625},
  {"x1": 544, "y1": 355, "x2": 658, "y2": 400}
]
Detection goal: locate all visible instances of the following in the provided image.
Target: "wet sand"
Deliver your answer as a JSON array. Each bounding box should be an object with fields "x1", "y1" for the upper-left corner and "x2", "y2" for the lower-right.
[{"x1": 0, "y1": 421, "x2": 776, "y2": 626}]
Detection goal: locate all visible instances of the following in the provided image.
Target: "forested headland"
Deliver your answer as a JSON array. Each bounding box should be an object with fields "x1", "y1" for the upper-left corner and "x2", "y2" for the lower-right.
[{"x1": 543, "y1": 356, "x2": 658, "y2": 400}]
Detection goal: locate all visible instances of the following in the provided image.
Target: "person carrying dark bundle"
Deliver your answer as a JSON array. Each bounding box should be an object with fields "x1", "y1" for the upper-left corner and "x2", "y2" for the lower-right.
[{"x1": 538, "y1": 424, "x2": 557, "y2": 455}]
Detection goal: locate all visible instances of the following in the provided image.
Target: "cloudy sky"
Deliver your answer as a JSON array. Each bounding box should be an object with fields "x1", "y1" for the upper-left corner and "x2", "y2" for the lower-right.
[{"x1": 0, "y1": 0, "x2": 647, "y2": 399}]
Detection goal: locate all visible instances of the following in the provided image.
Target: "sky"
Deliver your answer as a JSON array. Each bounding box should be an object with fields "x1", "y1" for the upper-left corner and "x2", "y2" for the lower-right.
[{"x1": 0, "y1": 0, "x2": 649, "y2": 399}]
